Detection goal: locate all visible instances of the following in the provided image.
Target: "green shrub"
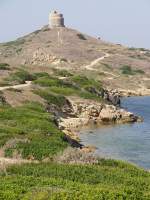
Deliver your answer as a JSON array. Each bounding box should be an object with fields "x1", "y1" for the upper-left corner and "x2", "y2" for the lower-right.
[
  {"x1": 134, "y1": 69, "x2": 145, "y2": 74},
  {"x1": 9, "y1": 69, "x2": 35, "y2": 84},
  {"x1": 16, "y1": 48, "x2": 22, "y2": 54},
  {"x1": 71, "y1": 75, "x2": 102, "y2": 90},
  {"x1": 53, "y1": 69, "x2": 73, "y2": 77},
  {"x1": 120, "y1": 65, "x2": 134, "y2": 75},
  {"x1": 49, "y1": 86, "x2": 77, "y2": 96},
  {"x1": 3, "y1": 39, "x2": 25, "y2": 46},
  {"x1": 120, "y1": 65, "x2": 145, "y2": 75},
  {"x1": 139, "y1": 48, "x2": 148, "y2": 52},
  {"x1": 34, "y1": 77, "x2": 61, "y2": 87},
  {"x1": 77, "y1": 33, "x2": 87, "y2": 40},
  {"x1": 0, "y1": 161, "x2": 149, "y2": 200},
  {"x1": 128, "y1": 47, "x2": 137, "y2": 51},
  {"x1": 0, "y1": 63, "x2": 10, "y2": 70},
  {"x1": 79, "y1": 91, "x2": 101, "y2": 101},
  {"x1": 34, "y1": 75, "x2": 103, "y2": 101},
  {"x1": 34, "y1": 89, "x2": 67, "y2": 107},
  {"x1": 33, "y1": 72, "x2": 50, "y2": 79},
  {"x1": 0, "y1": 102, "x2": 68, "y2": 160}
]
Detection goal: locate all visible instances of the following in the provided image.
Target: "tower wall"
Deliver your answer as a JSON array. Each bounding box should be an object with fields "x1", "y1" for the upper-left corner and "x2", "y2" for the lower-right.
[{"x1": 49, "y1": 11, "x2": 65, "y2": 28}]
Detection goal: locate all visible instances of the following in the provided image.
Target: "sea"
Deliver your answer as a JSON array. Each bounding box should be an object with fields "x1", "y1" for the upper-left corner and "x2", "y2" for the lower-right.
[{"x1": 80, "y1": 96, "x2": 150, "y2": 169}]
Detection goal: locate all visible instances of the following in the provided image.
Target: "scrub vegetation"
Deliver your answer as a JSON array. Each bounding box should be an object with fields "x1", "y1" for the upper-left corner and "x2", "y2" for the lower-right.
[
  {"x1": 0, "y1": 102, "x2": 68, "y2": 160},
  {"x1": 33, "y1": 74, "x2": 103, "y2": 101},
  {"x1": 0, "y1": 160, "x2": 150, "y2": 200},
  {"x1": 120, "y1": 65, "x2": 145, "y2": 75},
  {"x1": 0, "y1": 86, "x2": 150, "y2": 199},
  {"x1": 0, "y1": 63, "x2": 10, "y2": 70}
]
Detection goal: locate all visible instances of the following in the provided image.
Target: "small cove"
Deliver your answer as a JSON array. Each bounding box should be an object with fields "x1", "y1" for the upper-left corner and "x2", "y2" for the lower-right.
[{"x1": 79, "y1": 96, "x2": 150, "y2": 169}]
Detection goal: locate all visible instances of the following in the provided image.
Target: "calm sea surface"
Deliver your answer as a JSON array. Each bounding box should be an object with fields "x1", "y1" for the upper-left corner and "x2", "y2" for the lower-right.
[{"x1": 80, "y1": 96, "x2": 150, "y2": 169}]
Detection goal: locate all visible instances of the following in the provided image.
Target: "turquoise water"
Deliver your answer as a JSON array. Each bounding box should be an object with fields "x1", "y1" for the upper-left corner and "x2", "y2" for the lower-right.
[{"x1": 80, "y1": 96, "x2": 150, "y2": 169}]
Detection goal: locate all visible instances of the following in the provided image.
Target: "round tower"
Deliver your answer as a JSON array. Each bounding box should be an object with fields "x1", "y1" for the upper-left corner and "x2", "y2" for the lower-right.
[{"x1": 49, "y1": 11, "x2": 65, "y2": 28}]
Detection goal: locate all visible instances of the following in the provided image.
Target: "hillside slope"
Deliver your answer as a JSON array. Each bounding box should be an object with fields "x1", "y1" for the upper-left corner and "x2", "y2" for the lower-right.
[{"x1": 0, "y1": 26, "x2": 150, "y2": 94}]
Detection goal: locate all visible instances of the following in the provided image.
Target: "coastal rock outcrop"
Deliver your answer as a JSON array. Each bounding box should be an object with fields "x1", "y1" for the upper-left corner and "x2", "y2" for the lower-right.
[
  {"x1": 99, "y1": 105, "x2": 139, "y2": 123},
  {"x1": 58, "y1": 97, "x2": 140, "y2": 130},
  {"x1": 103, "y1": 89, "x2": 121, "y2": 106}
]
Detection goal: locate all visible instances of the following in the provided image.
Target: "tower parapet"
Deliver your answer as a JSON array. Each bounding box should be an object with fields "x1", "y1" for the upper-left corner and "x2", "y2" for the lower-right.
[{"x1": 49, "y1": 11, "x2": 65, "y2": 28}]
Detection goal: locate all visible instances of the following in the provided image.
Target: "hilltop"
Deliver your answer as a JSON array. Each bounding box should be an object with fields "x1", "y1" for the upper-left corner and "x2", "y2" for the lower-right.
[{"x1": 0, "y1": 26, "x2": 150, "y2": 95}]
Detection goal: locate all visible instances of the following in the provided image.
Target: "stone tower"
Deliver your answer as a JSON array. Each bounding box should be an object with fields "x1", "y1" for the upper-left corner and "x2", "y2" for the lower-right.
[{"x1": 49, "y1": 11, "x2": 65, "y2": 28}]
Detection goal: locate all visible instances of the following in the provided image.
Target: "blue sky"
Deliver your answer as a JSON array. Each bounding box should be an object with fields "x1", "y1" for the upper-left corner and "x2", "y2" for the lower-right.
[{"x1": 0, "y1": 0, "x2": 150, "y2": 48}]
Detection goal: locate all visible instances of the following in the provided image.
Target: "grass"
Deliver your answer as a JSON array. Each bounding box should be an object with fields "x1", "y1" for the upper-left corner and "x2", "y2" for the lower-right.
[
  {"x1": 120, "y1": 65, "x2": 145, "y2": 75},
  {"x1": 0, "y1": 102, "x2": 68, "y2": 160},
  {"x1": 71, "y1": 75, "x2": 102, "y2": 90},
  {"x1": 49, "y1": 86, "x2": 77, "y2": 96},
  {"x1": 34, "y1": 76, "x2": 62, "y2": 87},
  {"x1": 3, "y1": 70, "x2": 58, "y2": 86},
  {"x1": 33, "y1": 72, "x2": 50, "y2": 79},
  {"x1": 3, "y1": 39, "x2": 25, "y2": 47},
  {"x1": 0, "y1": 63, "x2": 10, "y2": 70},
  {"x1": 0, "y1": 160, "x2": 149, "y2": 200},
  {"x1": 34, "y1": 75, "x2": 103, "y2": 102},
  {"x1": 34, "y1": 89, "x2": 67, "y2": 108},
  {"x1": 7, "y1": 69, "x2": 36, "y2": 84},
  {"x1": 134, "y1": 69, "x2": 145, "y2": 74},
  {"x1": 53, "y1": 69, "x2": 73, "y2": 77}
]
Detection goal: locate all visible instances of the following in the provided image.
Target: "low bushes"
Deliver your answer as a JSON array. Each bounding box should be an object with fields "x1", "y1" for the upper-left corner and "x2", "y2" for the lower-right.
[
  {"x1": 53, "y1": 69, "x2": 73, "y2": 77},
  {"x1": 77, "y1": 33, "x2": 87, "y2": 40},
  {"x1": 0, "y1": 102, "x2": 68, "y2": 160},
  {"x1": 34, "y1": 75, "x2": 103, "y2": 102},
  {"x1": 34, "y1": 89, "x2": 67, "y2": 107},
  {"x1": 34, "y1": 76, "x2": 62, "y2": 87},
  {"x1": 0, "y1": 160, "x2": 149, "y2": 200},
  {"x1": 8, "y1": 69, "x2": 35, "y2": 84},
  {"x1": 0, "y1": 63, "x2": 10, "y2": 70},
  {"x1": 134, "y1": 69, "x2": 145, "y2": 74},
  {"x1": 120, "y1": 65, "x2": 134, "y2": 75},
  {"x1": 120, "y1": 65, "x2": 145, "y2": 75},
  {"x1": 49, "y1": 86, "x2": 77, "y2": 96},
  {"x1": 71, "y1": 75, "x2": 102, "y2": 90},
  {"x1": 3, "y1": 39, "x2": 25, "y2": 47}
]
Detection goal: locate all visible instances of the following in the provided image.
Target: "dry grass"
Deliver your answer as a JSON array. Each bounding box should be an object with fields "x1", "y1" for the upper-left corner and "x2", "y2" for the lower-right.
[
  {"x1": 55, "y1": 147, "x2": 99, "y2": 165},
  {"x1": 3, "y1": 87, "x2": 44, "y2": 107}
]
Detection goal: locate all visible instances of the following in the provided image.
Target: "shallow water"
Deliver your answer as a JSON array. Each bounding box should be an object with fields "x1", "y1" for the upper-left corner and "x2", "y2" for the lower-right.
[{"x1": 79, "y1": 96, "x2": 150, "y2": 169}]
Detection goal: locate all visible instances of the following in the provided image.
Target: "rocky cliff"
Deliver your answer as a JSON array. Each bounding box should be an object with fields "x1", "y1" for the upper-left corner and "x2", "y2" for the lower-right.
[{"x1": 54, "y1": 97, "x2": 141, "y2": 131}]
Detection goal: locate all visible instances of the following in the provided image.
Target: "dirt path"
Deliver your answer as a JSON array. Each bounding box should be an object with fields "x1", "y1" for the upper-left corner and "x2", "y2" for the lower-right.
[
  {"x1": 84, "y1": 53, "x2": 110, "y2": 70},
  {"x1": 84, "y1": 53, "x2": 120, "y2": 78},
  {"x1": 0, "y1": 81, "x2": 32, "y2": 91}
]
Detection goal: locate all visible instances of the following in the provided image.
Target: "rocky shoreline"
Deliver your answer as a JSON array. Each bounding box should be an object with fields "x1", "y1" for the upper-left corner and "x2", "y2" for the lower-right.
[
  {"x1": 58, "y1": 97, "x2": 141, "y2": 130},
  {"x1": 117, "y1": 88, "x2": 150, "y2": 97},
  {"x1": 51, "y1": 93, "x2": 142, "y2": 149}
]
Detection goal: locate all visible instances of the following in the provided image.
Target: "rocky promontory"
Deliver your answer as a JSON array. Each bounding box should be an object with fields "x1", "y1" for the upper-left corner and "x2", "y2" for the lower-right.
[{"x1": 57, "y1": 97, "x2": 141, "y2": 131}]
